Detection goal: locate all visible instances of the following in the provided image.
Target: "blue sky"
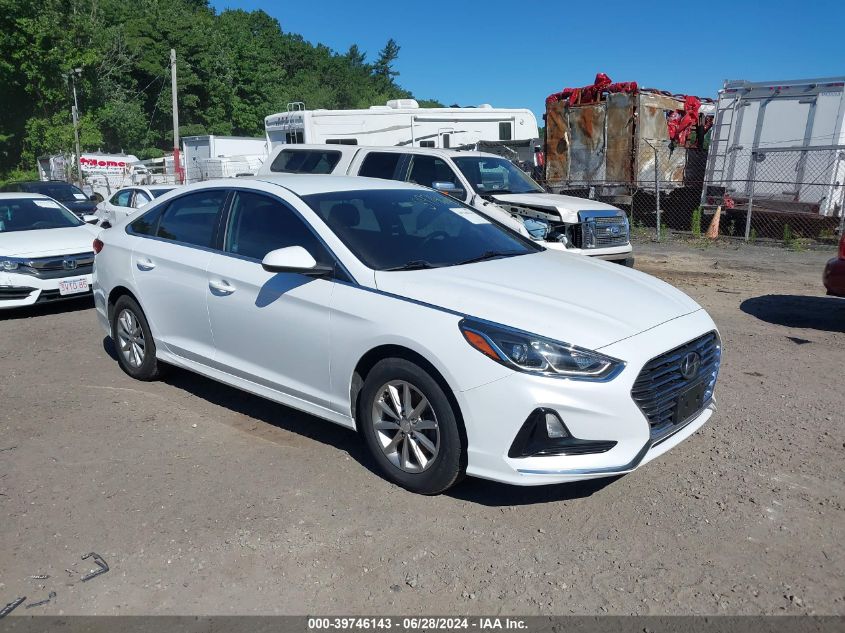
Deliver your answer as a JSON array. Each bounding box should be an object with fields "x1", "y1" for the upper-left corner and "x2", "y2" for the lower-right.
[{"x1": 211, "y1": 0, "x2": 844, "y2": 120}]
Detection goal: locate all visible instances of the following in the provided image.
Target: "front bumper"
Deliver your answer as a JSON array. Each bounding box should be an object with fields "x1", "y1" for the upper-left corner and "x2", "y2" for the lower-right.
[
  {"x1": 0, "y1": 272, "x2": 93, "y2": 309},
  {"x1": 541, "y1": 241, "x2": 633, "y2": 262},
  {"x1": 456, "y1": 308, "x2": 718, "y2": 486}
]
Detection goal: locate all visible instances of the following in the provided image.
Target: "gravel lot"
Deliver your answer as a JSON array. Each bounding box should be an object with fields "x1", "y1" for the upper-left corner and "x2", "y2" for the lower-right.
[{"x1": 1, "y1": 239, "x2": 843, "y2": 616}]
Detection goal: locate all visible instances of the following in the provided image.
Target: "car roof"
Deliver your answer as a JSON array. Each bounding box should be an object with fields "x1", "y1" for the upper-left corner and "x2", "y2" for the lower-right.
[
  {"x1": 7, "y1": 180, "x2": 75, "y2": 186},
  {"x1": 197, "y1": 174, "x2": 427, "y2": 197},
  {"x1": 269, "y1": 144, "x2": 510, "y2": 160},
  {"x1": 0, "y1": 192, "x2": 51, "y2": 200}
]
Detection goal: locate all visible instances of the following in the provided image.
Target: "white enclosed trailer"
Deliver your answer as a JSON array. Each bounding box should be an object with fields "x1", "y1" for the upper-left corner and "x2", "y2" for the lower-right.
[
  {"x1": 704, "y1": 77, "x2": 845, "y2": 215},
  {"x1": 182, "y1": 135, "x2": 268, "y2": 183},
  {"x1": 264, "y1": 100, "x2": 539, "y2": 151}
]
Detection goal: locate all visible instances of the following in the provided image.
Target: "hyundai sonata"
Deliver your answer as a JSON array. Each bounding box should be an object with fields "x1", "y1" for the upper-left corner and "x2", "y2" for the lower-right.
[{"x1": 93, "y1": 176, "x2": 720, "y2": 494}]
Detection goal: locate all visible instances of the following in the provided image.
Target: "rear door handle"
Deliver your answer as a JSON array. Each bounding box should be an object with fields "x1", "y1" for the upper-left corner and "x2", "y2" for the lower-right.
[
  {"x1": 209, "y1": 279, "x2": 236, "y2": 295},
  {"x1": 136, "y1": 258, "x2": 155, "y2": 271}
]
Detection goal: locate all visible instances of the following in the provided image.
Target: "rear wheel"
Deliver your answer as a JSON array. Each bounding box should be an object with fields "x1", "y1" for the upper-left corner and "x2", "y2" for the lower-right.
[
  {"x1": 111, "y1": 295, "x2": 162, "y2": 381},
  {"x1": 359, "y1": 358, "x2": 464, "y2": 494}
]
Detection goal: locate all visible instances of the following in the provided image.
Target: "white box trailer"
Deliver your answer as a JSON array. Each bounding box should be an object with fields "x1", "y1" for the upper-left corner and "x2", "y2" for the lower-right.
[
  {"x1": 182, "y1": 135, "x2": 268, "y2": 183},
  {"x1": 704, "y1": 77, "x2": 845, "y2": 215},
  {"x1": 264, "y1": 100, "x2": 539, "y2": 151}
]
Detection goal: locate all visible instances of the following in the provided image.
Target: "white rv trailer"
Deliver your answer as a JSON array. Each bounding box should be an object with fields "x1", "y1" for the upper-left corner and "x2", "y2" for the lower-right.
[
  {"x1": 704, "y1": 77, "x2": 845, "y2": 215},
  {"x1": 264, "y1": 100, "x2": 539, "y2": 151},
  {"x1": 182, "y1": 135, "x2": 268, "y2": 184}
]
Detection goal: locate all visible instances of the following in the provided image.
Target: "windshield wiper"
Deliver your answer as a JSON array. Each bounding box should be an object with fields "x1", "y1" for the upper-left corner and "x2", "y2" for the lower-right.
[
  {"x1": 384, "y1": 260, "x2": 437, "y2": 271},
  {"x1": 456, "y1": 250, "x2": 522, "y2": 266}
]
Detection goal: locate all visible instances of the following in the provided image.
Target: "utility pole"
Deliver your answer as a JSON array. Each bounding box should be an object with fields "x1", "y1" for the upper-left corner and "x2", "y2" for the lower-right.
[
  {"x1": 66, "y1": 68, "x2": 83, "y2": 188},
  {"x1": 170, "y1": 49, "x2": 182, "y2": 184}
]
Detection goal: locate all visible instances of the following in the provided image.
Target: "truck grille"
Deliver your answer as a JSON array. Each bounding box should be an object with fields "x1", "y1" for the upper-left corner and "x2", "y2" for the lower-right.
[
  {"x1": 582, "y1": 215, "x2": 629, "y2": 249},
  {"x1": 631, "y1": 332, "x2": 721, "y2": 442}
]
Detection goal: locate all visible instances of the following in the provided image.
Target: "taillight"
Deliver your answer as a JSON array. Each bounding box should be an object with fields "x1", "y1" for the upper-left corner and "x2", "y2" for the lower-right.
[
  {"x1": 839, "y1": 234, "x2": 845, "y2": 260},
  {"x1": 93, "y1": 238, "x2": 104, "y2": 254}
]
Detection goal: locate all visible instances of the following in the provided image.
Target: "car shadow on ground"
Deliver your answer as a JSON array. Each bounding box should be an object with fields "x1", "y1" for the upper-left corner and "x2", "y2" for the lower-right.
[
  {"x1": 447, "y1": 474, "x2": 618, "y2": 507},
  {"x1": 156, "y1": 362, "x2": 376, "y2": 472},
  {"x1": 0, "y1": 296, "x2": 93, "y2": 321},
  {"x1": 740, "y1": 294, "x2": 845, "y2": 333},
  {"x1": 102, "y1": 337, "x2": 621, "y2": 506}
]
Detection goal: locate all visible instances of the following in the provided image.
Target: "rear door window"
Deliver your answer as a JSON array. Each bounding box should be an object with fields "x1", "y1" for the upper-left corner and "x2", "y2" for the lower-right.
[
  {"x1": 270, "y1": 149, "x2": 341, "y2": 174},
  {"x1": 357, "y1": 152, "x2": 406, "y2": 181},
  {"x1": 155, "y1": 190, "x2": 228, "y2": 248},
  {"x1": 111, "y1": 189, "x2": 132, "y2": 207},
  {"x1": 407, "y1": 155, "x2": 461, "y2": 189}
]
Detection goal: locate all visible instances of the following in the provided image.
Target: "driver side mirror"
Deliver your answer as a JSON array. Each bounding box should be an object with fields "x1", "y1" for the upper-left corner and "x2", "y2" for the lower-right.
[
  {"x1": 432, "y1": 181, "x2": 465, "y2": 200},
  {"x1": 261, "y1": 246, "x2": 333, "y2": 277},
  {"x1": 82, "y1": 214, "x2": 99, "y2": 225},
  {"x1": 89, "y1": 194, "x2": 100, "y2": 202}
]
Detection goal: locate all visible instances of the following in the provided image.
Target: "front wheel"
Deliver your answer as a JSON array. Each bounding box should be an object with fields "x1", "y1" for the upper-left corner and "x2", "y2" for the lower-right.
[
  {"x1": 111, "y1": 295, "x2": 163, "y2": 381},
  {"x1": 359, "y1": 358, "x2": 464, "y2": 494}
]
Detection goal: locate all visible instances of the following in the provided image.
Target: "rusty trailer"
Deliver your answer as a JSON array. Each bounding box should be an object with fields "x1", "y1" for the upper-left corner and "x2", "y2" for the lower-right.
[{"x1": 544, "y1": 77, "x2": 712, "y2": 206}]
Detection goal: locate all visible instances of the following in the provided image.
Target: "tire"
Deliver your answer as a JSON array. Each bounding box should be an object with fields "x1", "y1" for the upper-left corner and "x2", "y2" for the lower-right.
[
  {"x1": 111, "y1": 295, "x2": 163, "y2": 381},
  {"x1": 358, "y1": 358, "x2": 464, "y2": 494}
]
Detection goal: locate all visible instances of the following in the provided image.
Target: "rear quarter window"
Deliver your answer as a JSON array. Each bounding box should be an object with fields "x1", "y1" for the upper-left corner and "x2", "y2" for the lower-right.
[
  {"x1": 270, "y1": 150, "x2": 341, "y2": 174},
  {"x1": 357, "y1": 152, "x2": 406, "y2": 180}
]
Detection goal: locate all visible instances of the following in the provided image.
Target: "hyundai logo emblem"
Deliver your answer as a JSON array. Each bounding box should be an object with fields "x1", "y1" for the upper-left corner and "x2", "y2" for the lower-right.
[
  {"x1": 62, "y1": 258, "x2": 78, "y2": 270},
  {"x1": 609, "y1": 226, "x2": 620, "y2": 235},
  {"x1": 679, "y1": 352, "x2": 701, "y2": 380}
]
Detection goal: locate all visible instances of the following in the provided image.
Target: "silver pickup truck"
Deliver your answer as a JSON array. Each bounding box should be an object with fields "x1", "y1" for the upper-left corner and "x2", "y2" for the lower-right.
[{"x1": 257, "y1": 144, "x2": 633, "y2": 265}]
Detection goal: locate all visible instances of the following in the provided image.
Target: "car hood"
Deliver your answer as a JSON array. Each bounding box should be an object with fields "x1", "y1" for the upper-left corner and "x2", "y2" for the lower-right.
[
  {"x1": 492, "y1": 192, "x2": 622, "y2": 215},
  {"x1": 374, "y1": 250, "x2": 701, "y2": 350},
  {"x1": 0, "y1": 225, "x2": 98, "y2": 258}
]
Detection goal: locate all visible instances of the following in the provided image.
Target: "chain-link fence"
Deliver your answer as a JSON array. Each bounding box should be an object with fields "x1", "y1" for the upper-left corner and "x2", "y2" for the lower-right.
[{"x1": 544, "y1": 143, "x2": 845, "y2": 246}]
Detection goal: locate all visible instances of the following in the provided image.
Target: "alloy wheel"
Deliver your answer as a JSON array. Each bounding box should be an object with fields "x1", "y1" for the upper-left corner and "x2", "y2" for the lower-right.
[
  {"x1": 116, "y1": 308, "x2": 146, "y2": 368},
  {"x1": 371, "y1": 380, "x2": 440, "y2": 473}
]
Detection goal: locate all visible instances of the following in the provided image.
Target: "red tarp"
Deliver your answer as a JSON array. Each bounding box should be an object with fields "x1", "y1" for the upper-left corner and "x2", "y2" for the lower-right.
[{"x1": 545, "y1": 72, "x2": 638, "y2": 106}]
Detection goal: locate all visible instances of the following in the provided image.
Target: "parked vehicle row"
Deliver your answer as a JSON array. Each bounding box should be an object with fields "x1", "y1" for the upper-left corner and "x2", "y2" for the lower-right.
[
  {"x1": 257, "y1": 144, "x2": 634, "y2": 265},
  {"x1": 92, "y1": 175, "x2": 719, "y2": 493},
  {"x1": 1, "y1": 180, "x2": 99, "y2": 220},
  {"x1": 95, "y1": 185, "x2": 175, "y2": 226}
]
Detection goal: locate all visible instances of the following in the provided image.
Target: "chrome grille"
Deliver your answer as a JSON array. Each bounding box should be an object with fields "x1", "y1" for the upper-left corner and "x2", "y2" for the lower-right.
[
  {"x1": 15, "y1": 252, "x2": 94, "y2": 279},
  {"x1": 582, "y1": 215, "x2": 629, "y2": 249},
  {"x1": 631, "y1": 332, "x2": 721, "y2": 442}
]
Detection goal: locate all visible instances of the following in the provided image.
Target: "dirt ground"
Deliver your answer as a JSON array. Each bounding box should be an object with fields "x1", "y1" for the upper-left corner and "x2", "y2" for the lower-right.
[{"x1": 0, "y1": 239, "x2": 843, "y2": 616}]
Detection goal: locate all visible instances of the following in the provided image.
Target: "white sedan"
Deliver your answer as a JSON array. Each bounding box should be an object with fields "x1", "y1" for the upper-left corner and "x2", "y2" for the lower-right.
[
  {"x1": 0, "y1": 193, "x2": 98, "y2": 307},
  {"x1": 95, "y1": 185, "x2": 176, "y2": 226},
  {"x1": 93, "y1": 176, "x2": 720, "y2": 493}
]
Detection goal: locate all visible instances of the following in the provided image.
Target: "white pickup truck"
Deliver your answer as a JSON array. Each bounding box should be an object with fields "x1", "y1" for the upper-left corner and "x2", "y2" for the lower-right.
[{"x1": 257, "y1": 144, "x2": 633, "y2": 265}]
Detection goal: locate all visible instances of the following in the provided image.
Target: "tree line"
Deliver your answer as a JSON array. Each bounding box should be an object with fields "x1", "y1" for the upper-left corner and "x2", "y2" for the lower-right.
[{"x1": 0, "y1": 0, "x2": 440, "y2": 180}]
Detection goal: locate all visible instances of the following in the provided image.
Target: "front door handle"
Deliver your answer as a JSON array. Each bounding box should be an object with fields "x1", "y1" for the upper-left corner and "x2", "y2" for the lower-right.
[
  {"x1": 136, "y1": 258, "x2": 155, "y2": 271},
  {"x1": 209, "y1": 279, "x2": 236, "y2": 295}
]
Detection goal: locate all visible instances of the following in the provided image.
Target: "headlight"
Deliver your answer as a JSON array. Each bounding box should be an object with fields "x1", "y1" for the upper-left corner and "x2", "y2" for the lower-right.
[
  {"x1": 459, "y1": 318, "x2": 624, "y2": 380},
  {"x1": 0, "y1": 259, "x2": 22, "y2": 271}
]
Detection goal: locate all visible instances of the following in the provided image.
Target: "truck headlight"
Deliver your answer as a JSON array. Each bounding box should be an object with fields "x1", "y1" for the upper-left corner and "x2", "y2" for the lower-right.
[
  {"x1": 0, "y1": 259, "x2": 22, "y2": 271},
  {"x1": 459, "y1": 319, "x2": 624, "y2": 380}
]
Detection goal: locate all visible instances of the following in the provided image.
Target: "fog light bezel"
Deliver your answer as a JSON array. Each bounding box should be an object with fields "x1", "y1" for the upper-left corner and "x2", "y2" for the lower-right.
[{"x1": 508, "y1": 408, "x2": 618, "y2": 458}]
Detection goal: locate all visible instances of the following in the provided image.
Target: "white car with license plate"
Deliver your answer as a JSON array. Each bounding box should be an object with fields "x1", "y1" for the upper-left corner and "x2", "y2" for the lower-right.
[
  {"x1": 0, "y1": 193, "x2": 97, "y2": 308},
  {"x1": 95, "y1": 185, "x2": 176, "y2": 227},
  {"x1": 93, "y1": 176, "x2": 720, "y2": 493}
]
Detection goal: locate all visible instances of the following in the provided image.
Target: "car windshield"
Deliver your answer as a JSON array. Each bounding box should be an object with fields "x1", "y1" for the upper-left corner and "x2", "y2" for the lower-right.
[
  {"x1": 302, "y1": 189, "x2": 540, "y2": 271},
  {"x1": 0, "y1": 198, "x2": 83, "y2": 232},
  {"x1": 453, "y1": 156, "x2": 544, "y2": 195},
  {"x1": 23, "y1": 182, "x2": 89, "y2": 202},
  {"x1": 150, "y1": 188, "x2": 174, "y2": 198}
]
